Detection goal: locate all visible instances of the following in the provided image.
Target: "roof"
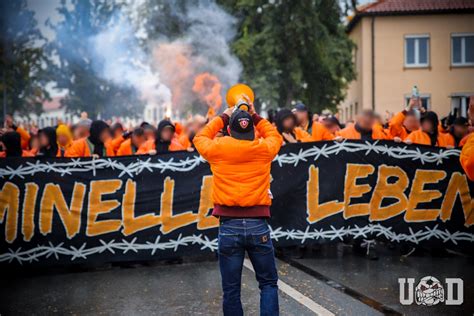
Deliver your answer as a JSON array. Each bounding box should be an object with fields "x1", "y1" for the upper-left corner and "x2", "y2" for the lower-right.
[
  {"x1": 347, "y1": 0, "x2": 474, "y2": 32},
  {"x1": 43, "y1": 97, "x2": 63, "y2": 111}
]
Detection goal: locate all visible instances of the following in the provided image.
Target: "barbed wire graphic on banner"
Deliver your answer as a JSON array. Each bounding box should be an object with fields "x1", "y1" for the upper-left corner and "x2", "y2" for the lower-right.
[
  {"x1": 1, "y1": 224, "x2": 472, "y2": 264},
  {"x1": 0, "y1": 141, "x2": 461, "y2": 179}
]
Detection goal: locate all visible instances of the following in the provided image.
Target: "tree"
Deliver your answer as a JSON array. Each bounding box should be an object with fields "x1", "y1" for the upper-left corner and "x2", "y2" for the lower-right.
[
  {"x1": 0, "y1": 0, "x2": 51, "y2": 119},
  {"x1": 218, "y1": 0, "x2": 355, "y2": 112},
  {"x1": 47, "y1": 0, "x2": 144, "y2": 119}
]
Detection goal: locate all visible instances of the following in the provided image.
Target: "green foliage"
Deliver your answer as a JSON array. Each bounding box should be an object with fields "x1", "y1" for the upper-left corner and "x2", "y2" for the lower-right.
[
  {"x1": 0, "y1": 0, "x2": 51, "y2": 119},
  {"x1": 47, "y1": 0, "x2": 144, "y2": 119},
  {"x1": 218, "y1": 0, "x2": 355, "y2": 112}
]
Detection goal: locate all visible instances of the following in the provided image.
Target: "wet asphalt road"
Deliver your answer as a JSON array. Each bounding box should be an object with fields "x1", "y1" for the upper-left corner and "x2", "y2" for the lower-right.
[{"x1": 0, "y1": 244, "x2": 472, "y2": 315}]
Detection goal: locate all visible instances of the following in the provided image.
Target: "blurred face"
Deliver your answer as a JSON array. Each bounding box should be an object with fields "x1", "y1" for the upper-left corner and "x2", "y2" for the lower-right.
[
  {"x1": 356, "y1": 113, "x2": 375, "y2": 130},
  {"x1": 99, "y1": 129, "x2": 111, "y2": 143},
  {"x1": 322, "y1": 121, "x2": 340, "y2": 134},
  {"x1": 294, "y1": 111, "x2": 308, "y2": 125},
  {"x1": 421, "y1": 120, "x2": 434, "y2": 133},
  {"x1": 132, "y1": 134, "x2": 146, "y2": 148},
  {"x1": 57, "y1": 134, "x2": 69, "y2": 147},
  {"x1": 30, "y1": 137, "x2": 40, "y2": 150},
  {"x1": 144, "y1": 128, "x2": 155, "y2": 140},
  {"x1": 160, "y1": 127, "x2": 174, "y2": 142},
  {"x1": 113, "y1": 127, "x2": 124, "y2": 137},
  {"x1": 75, "y1": 126, "x2": 89, "y2": 139},
  {"x1": 404, "y1": 115, "x2": 419, "y2": 132},
  {"x1": 453, "y1": 125, "x2": 468, "y2": 138},
  {"x1": 282, "y1": 116, "x2": 296, "y2": 131},
  {"x1": 39, "y1": 133, "x2": 50, "y2": 147}
]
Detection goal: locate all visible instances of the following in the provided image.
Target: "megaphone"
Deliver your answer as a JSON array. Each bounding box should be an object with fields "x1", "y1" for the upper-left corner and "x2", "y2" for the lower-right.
[{"x1": 226, "y1": 84, "x2": 254, "y2": 112}]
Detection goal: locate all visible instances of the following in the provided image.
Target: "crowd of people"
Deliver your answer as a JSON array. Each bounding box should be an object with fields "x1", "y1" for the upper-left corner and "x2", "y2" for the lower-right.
[{"x1": 1, "y1": 97, "x2": 473, "y2": 177}]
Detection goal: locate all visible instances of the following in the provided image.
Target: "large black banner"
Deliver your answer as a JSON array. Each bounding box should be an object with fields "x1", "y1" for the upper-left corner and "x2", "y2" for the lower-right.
[{"x1": 0, "y1": 140, "x2": 473, "y2": 265}]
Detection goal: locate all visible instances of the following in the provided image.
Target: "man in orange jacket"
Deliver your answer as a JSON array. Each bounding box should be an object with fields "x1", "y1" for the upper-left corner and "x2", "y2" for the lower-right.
[
  {"x1": 116, "y1": 127, "x2": 146, "y2": 156},
  {"x1": 66, "y1": 120, "x2": 115, "y2": 157},
  {"x1": 194, "y1": 102, "x2": 282, "y2": 315},
  {"x1": 337, "y1": 109, "x2": 388, "y2": 140},
  {"x1": 389, "y1": 98, "x2": 420, "y2": 140}
]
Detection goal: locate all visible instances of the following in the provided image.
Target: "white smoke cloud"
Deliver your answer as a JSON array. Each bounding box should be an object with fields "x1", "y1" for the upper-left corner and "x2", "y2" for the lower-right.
[{"x1": 89, "y1": 1, "x2": 242, "y2": 117}]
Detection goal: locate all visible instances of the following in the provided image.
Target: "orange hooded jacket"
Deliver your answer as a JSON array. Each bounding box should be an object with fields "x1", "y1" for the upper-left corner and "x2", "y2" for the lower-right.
[
  {"x1": 460, "y1": 133, "x2": 474, "y2": 181},
  {"x1": 405, "y1": 130, "x2": 455, "y2": 147},
  {"x1": 65, "y1": 138, "x2": 115, "y2": 157},
  {"x1": 135, "y1": 138, "x2": 184, "y2": 154},
  {"x1": 336, "y1": 124, "x2": 389, "y2": 140},
  {"x1": 311, "y1": 122, "x2": 334, "y2": 141},
  {"x1": 194, "y1": 115, "x2": 282, "y2": 207}
]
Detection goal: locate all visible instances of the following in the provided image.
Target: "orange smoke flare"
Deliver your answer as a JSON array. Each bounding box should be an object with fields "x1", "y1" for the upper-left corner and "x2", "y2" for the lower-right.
[{"x1": 192, "y1": 73, "x2": 223, "y2": 111}]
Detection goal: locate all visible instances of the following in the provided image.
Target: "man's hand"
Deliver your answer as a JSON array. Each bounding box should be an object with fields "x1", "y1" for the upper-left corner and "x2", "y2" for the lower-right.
[
  {"x1": 148, "y1": 149, "x2": 157, "y2": 155},
  {"x1": 407, "y1": 97, "x2": 420, "y2": 111},
  {"x1": 282, "y1": 132, "x2": 297, "y2": 143},
  {"x1": 393, "y1": 136, "x2": 402, "y2": 143},
  {"x1": 334, "y1": 135, "x2": 343, "y2": 142},
  {"x1": 92, "y1": 154, "x2": 100, "y2": 159},
  {"x1": 242, "y1": 94, "x2": 255, "y2": 115},
  {"x1": 404, "y1": 139, "x2": 413, "y2": 145}
]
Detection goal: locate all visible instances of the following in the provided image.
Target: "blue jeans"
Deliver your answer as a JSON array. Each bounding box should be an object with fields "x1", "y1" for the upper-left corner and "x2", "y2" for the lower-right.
[{"x1": 218, "y1": 218, "x2": 279, "y2": 316}]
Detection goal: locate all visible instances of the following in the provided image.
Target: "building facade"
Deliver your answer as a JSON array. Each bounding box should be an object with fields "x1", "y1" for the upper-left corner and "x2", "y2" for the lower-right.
[{"x1": 339, "y1": 0, "x2": 474, "y2": 123}]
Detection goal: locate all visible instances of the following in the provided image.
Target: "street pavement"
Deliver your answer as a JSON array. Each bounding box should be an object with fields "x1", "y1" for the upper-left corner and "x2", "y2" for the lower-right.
[{"x1": 0, "y1": 243, "x2": 472, "y2": 315}]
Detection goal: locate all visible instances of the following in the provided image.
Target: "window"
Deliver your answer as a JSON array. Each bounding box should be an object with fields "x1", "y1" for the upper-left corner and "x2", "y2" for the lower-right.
[
  {"x1": 450, "y1": 95, "x2": 471, "y2": 118},
  {"x1": 405, "y1": 95, "x2": 431, "y2": 110},
  {"x1": 451, "y1": 33, "x2": 474, "y2": 66},
  {"x1": 405, "y1": 35, "x2": 429, "y2": 67}
]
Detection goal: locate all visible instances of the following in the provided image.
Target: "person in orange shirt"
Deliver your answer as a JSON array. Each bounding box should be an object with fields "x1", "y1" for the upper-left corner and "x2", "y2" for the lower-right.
[
  {"x1": 56, "y1": 124, "x2": 73, "y2": 157},
  {"x1": 0, "y1": 131, "x2": 34, "y2": 157},
  {"x1": 405, "y1": 111, "x2": 455, "y2": 147},
  {"x1": 136, "y1": 120, "x2": 184, "y2": 155},
  {"x1": 194, "y1": 103, "x2": 282, "y2": 315},
  {"x1": 37, "y1": 127, "x2": 60, "y2": 157},
  {"x1": 140, "y1": 122, "x2": 156, "y2": 141},
  {"x1": 275, "y1": 109, "x2": 313, "y2": 144},
  {"x1": 311, "y1": 121, "x2": 335, "y2": 141},
  {"x1": 337, "y1": 109, "x2": 389, "y2": 140},
  {"x1": 65, "y1": 120, "x2": 114, "y2": 157},
  {"x1": 321, "y1": 115, "x2": 342, "y2": 135},
  {"x1": 389, "y1": 98, "x2": 422, "y2": 141},
  {"x1": 117, "y1": 127, "x2": 146, "y2": 156},
  {"x1": 108, "y1": 122, "x2": 126, "y2": 154}
]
